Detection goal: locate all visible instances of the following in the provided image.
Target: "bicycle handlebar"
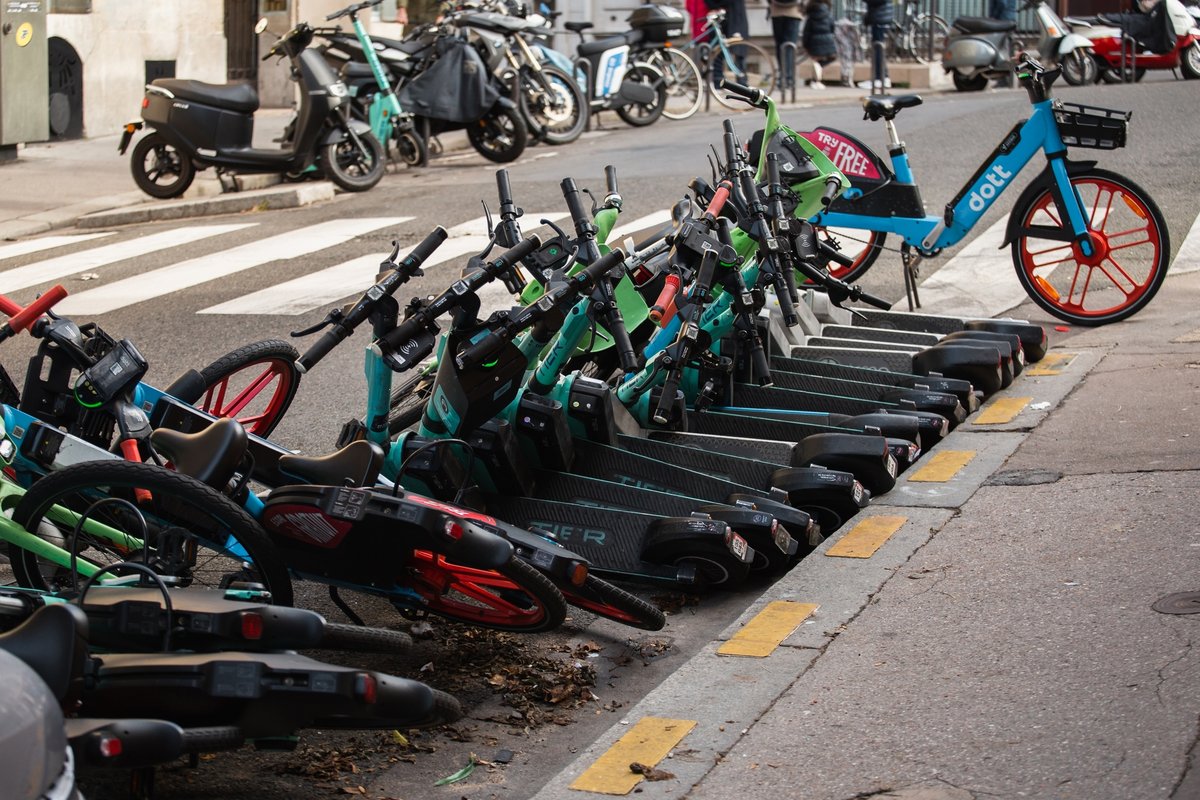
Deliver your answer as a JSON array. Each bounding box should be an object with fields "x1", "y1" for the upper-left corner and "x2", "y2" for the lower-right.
[
  {"x1": 819, "y1": 175, "x2": 842, "y2": 209},
  {"x1": 647, "y1": 181, "x2": 733, "y2": 325},
  {"x1": 495, "y1": 169, "x2": 522, "y2": 249},
  {"x1": 456, "y1": 247, "x2": 626, "y2": 369},
  {"x1": 652, "y1": 248, "x2": 719, "y2": 424},
  {"x1": 717, "y1": 79, "x2": 769, "y2": 110},
  {"x1": 296, "y1": 226, "x2": 448, "y2": 373},
  {"x1": 1, "y1": 285, "x2": 68, "y2": 341},
  {"x1": 561, "y1": 177, "x2": 592, "y2": 240},
  {"x1": 327, "y1": 0, "x2": 382, "y2": 21}
]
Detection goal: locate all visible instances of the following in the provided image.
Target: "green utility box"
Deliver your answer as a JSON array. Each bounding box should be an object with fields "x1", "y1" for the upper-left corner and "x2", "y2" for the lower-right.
[{"x1": 0, "y1": 0, "x2": 49, "y2": 146}]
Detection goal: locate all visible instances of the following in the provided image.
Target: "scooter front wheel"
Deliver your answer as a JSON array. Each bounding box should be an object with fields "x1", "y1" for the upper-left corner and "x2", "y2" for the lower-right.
[
  {"x1": 1060, "y1": 49, "x2": 1099, "y2": 86},
  {"x1": 130, "y1": 132, "x2": 195, "y2": 199},
  {"x1": 321, "y1": 132, "x2": 385, "y2": 192},
  {"x1": 467, "y1": 105, "x2": 528, "y2": 163}
]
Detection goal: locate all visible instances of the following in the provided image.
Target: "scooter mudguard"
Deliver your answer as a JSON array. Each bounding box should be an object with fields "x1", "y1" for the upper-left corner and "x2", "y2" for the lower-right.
[
  {"x1": 321, "y1": 117, "x2": 373, "y2": 145},
  {"x1": 1058, "y1": 34, "x2": 1096, "y2": 56}
]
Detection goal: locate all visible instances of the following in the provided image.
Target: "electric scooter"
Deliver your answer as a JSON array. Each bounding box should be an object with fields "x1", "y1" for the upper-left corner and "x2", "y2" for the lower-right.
[{"x1": 119, "y1": 18, "x2": 385, "y2": 198}]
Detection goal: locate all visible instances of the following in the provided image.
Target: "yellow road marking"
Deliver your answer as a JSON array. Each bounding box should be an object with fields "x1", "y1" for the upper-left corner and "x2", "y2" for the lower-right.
[
  {"x1": 974, "y1": 396, "x2": 1031, "y2": 424},
  {"x1": 717, "y1": 600, "x2": 820, "y2": 658},
  {"x1": 570, "y1": 717, "x2": 697, "y2": 794},
  {"x1": 825, "y1": 515, "x2": 906, "y2": 559},
  {"x1": 1025, "y1": 352, "x2": 1076, "y2": 376},
  {"x1": 906, "y1": 450, "x2": 976, "y2": 482}
]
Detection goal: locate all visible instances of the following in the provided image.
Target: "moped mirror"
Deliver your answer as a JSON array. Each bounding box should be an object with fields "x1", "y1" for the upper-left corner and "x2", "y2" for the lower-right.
[{"x1": 254, "y1": 17, "x2": 269, "y2": 35}]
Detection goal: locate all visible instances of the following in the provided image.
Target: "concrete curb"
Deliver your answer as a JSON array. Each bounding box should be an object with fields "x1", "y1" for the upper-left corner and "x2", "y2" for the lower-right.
[{"x1": 76, "y1": 182, "x2": 336, "y2": 229}]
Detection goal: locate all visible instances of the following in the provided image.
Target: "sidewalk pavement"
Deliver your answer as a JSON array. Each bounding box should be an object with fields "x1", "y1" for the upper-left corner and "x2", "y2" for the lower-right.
[{"x1": 0, "y1": 85, "x2": 876, "y2": 241}]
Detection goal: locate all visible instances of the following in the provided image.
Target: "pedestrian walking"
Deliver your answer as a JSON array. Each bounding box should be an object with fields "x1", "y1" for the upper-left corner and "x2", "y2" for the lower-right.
[
  {"x1": 988, "y1": 0, "x2": 1017, "y2": 22},
  {"x1": 859, "y1": 0, "x2": 893, "y2": 88},
  {"x1": 705, "y1": 0, "x2": 750, "y2": 78},
  {"x1": 801, "y1": 0, "x2": 837, "y2": 89},
  {"x1": 769, "y1": 0, "x2": 805, "y2": 90}
]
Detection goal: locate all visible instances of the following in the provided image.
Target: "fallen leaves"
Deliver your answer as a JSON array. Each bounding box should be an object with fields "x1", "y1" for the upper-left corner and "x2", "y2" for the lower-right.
[{"x1": 629, "y1": 762, "x2": 675, "y2": 781}]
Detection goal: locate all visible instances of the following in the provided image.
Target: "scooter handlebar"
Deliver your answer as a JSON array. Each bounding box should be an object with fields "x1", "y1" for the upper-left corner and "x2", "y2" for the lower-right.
[
  {"x1": 820, "y1": 176, "x2": 843, "y2": 209},
  {"x1": 648, "y1": 274, "x2": 680, "y2": 325},
  {"x1": 718, "y1": 79, "x2": 769, "y2": 109},
  {"x1": 2, "y1": 285, "x2": 68, "y2": 337}
]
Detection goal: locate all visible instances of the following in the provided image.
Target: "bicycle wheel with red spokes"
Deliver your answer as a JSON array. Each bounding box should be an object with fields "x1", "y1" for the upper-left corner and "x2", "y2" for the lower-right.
[
  {"x1": 814, "y1": 227, "x2": 886, "y2": 283},
  {"x1": 1011, "y1": 168, "x2": 1169, "y2": 326},
  {"x1": 196, "y1": 340, "x2": 301, "y2": 437},
  {"x1": 404, "y1": 551, "x2": 566, "y2": 633}
]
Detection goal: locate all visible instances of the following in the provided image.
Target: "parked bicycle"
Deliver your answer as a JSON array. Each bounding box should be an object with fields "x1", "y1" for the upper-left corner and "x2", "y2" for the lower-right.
[{"x1": 675, "y1": 9, "x2": 777, "y2": 110}]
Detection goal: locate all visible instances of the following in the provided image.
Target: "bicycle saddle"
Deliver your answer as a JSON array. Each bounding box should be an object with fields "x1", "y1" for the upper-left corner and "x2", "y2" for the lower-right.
[
  {"x1": 564, "y1": 20, "x2": 593, "y2": 33},
  {"x1": 150, "y1": 416, "x2": 249, "y2": 490},
  {"x1": 862, "y1": 94, "x2": 923, "y2": 121},
  {"x1": 950, "y1": 16, "x2": 1017, "y2": 34},
  {"x1": 0, "y1": 603, "x2": 89, "y2": 703},
  {"x1": 278, "y1": 439, "x2": 385, "y2": 488}
]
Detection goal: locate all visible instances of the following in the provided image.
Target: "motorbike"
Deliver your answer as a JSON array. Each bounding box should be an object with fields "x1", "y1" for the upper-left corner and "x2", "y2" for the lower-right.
[
  {"x1": 1066, "y1": 0, "x2": 1200, "y2": 82},
  {"x1": 119, "y1": 18, "x2": 385, "y2": 198},
  {"x1": 942, "y1": 0, "x2": 1095, "y2": 90}
]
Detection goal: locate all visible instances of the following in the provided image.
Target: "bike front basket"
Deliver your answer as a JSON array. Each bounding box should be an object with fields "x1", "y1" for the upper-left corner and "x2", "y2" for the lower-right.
[{"x1": 1053, "y1": 101, "x2": 1131, "y2": 150}]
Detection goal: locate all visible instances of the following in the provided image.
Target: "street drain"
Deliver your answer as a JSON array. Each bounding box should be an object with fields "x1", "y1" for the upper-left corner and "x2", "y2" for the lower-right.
[{"x1": 1151, "y1": 592, "x2": 1200, "y2": 615}]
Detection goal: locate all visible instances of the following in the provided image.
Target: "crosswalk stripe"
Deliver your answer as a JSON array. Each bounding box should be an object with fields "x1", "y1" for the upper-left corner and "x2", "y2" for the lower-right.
[
  {"x1": 2, "y1": 225, "x2": 256, "y2": 294},
  {"x1": 0, "y1": 232, "x2": 115, "y2": 264},
  {"x1": 56, "y1": 218, "x2": 403, "y2": 316},
  {"x1": 1172, "y1": 209, "x2": 1200, "y2": 275},
  {"x1": 608, "y1": 209, "x2": 673, "y2": 246}
]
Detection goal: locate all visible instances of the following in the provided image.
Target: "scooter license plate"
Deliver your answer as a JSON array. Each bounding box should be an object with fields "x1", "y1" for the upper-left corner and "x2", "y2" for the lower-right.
[
  {"x1": 886, "y1": 453, "x2": 897, "y2": 478},
  {"x1": 773, "y1": 525, "x2": 792, "y2": 554},
  {"x1": 727, "y1": 532, "x2": 751, "y2": 562}
]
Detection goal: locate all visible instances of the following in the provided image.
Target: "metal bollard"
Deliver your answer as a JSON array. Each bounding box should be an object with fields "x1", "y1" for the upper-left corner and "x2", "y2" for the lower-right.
[
  {"x1": 781, "y1": 40, "x2": 797, "y2": 104},
  {"x1": 871, "y1": 39, "x2": 889, "y2": 94}
]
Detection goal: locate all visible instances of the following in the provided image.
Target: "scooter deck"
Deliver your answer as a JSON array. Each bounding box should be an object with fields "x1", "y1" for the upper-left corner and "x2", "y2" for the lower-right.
[
  {"x1": 768, "y1": 356, "x2": 978, "y2": 411},
  {"x1": 726, "y1": 381, "x2": 964, "y2": 426},
  {"x1": 848, "y1": 309, "x2": 1047, "y2": 361},
  {"x1": 755, "y1": 370, "x2": 969, "y2": 420},
  {"x1": 820, "y1": 325, "x2": 943, "y2": 347}
]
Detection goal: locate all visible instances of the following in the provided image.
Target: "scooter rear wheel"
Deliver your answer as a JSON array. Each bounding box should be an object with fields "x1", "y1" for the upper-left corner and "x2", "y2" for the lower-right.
[
  {"x1": 467, "y1": 105, "x2": 528, "y2": 164},
  {"x1": 130, "y1": 132, "x2": 195, "y2": 199}
]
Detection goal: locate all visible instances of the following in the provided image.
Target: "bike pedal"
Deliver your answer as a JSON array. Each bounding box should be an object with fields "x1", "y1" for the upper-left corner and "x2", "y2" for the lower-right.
[{"x1": 336, "y1": 418, "x2": 368, "y2": 450}]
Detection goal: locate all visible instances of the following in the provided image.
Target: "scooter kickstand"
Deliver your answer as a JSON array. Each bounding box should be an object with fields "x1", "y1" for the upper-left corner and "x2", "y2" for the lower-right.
[{"x1": 901, "y1": 245, "x2": 922, "y2": 311}]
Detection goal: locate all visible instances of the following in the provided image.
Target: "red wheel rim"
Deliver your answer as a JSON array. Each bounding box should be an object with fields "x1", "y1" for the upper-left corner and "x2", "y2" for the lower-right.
[
  {"x1": 1016, "y1": 177, "x2": 1163, "y2": 320},
  {"x1": 814, "y1": 227, "x2": 875, "y2": 281},
  {"x1": 407, "y1": 551, "x2": 549, "y2": 629},
  {"x1": 563, "y1": 592, "x2": 644, "y2": 626},
  {"x1": 200, "y1": 358, "x2": 294, "y2": 435}
]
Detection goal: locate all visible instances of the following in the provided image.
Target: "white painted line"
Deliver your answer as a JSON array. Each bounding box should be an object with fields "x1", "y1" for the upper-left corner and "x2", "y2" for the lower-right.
[
  {"x1": 1, "y1": 225, "x2": 254, "y2": 293},
  {"x1": 608, "y1": 209, "x2": 673, "y2": 246},
  {"x1": 892, "y1": 217, "x2": 1026, "y2": 319},
  {"x1": 1171, "y1": 209, "x2": 1200, "y2": 275},
  {"x1": 0, "y1": 232, "x2": 115, "y2": 264},
  {"x1": 57, "y1": 218, "x2": 401, "y2": 315}
]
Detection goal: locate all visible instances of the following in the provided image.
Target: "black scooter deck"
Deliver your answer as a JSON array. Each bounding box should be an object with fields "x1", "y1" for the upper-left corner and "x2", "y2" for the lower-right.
[
  {"x1": 754, "y1": 370, "x2": 968, "y2": 422},
  {"x1": 769, "y1": 356, "x2": 978, "y2": 411},
  {"x1": 849, "y1": 309, "x2": 1048, "y2": 361}
]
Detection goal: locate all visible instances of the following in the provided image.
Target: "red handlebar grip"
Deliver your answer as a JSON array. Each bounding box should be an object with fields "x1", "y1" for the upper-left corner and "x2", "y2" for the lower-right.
[
  {"x1": 704, "y1": 183, "x2": 733, "y2": 221},
  {"x1": 5, "y1": 285, "x2": 67, "y2": 333},
  {"x1": 0, "y1": 295, "x2": 23, "y2": 317},
  {"x1": 648, "y1": 274, "x2": 681, "y2": 324}
]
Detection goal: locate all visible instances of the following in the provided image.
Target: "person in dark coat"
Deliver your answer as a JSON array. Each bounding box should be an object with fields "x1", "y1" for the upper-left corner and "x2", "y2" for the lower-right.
[
  {"x1": 770, "y1": 0, "x2": 805, "y2": 90},
  {"x1": 861, "y1": 0, "x2": 893, "y2": 86},
  {"x1": 801, "y1": 0, "x2": 837, "y2": 88}
]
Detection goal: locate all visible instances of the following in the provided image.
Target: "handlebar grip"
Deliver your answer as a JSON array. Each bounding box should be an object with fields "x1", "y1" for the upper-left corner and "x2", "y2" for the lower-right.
[
  {"x1": 718, "y1": 78, "x2": 765, "y2": 107},
  {"x1": 0, "y1": 295, "x2": 22, "y2": 317},
  {"x1": 817, "y1": 239, "x2": 855, "y2": 268},
  {"x1": 648, "y1": 274, "x2": 681, "y2": 324},
  {"x1": 560, "y1": 177, "x2": 590, "y2": 232},
  {"x1": 721, "y1": 120, "x2": 740, "y2": 168},
  {"x1": 857, "y1": 288, "x2": 893, "y2": 310},
  {"x1": 577, "y1": 247, "x2": 627, "y2": 288},
  {"x1": 493, "y1": 233, "x2": 542, "y2": 271},
  {"x1": 295, "y1": 326, "x2": 350, "y2": 374},
  {"x1": 601, "y1": 303, "x2": 638, "y2": 373},
  {"x1": 496, "y1": 169, "x2": 514, "y2": 207},
  {"x1": 456, "y1": 330, "x2": 506, "y2": 370},
  {"x1": 652, "y1": 373, "x2": 681, "y2": 425},
  {"x1": 704, "y1": 183, "x2": 732, "y2": 221},
  {"x1": 748, "y1": 335, "x2": 771, "y2": 386},
  {"x1": 820, "y1": 176, "x2": 842, "y2": 209},
  {"x1": 402, "y1": 226, "x2": 450, "y2": 271},
  {"x1": 775, "y1": 273, "x2": 800, "y2": 327},
  {"x1": 604, "y1": 165, "x2": 618, "y2": 196},
  {"x1": 5, "y1": 285, "x2": 67, "y2": 334}
]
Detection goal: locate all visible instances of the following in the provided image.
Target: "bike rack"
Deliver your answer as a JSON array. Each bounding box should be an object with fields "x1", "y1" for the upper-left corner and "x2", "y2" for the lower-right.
[{"x1": 1119, "y1": 33, "x2": 1137, "y2": 83}]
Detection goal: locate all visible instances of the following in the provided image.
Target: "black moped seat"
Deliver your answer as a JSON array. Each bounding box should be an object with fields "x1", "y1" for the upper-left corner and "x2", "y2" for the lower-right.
[
  {"x1": 951, "y1": 16, "x2": 1016, "y2": 34},
  {"x1": 341, "y1": 61, "x2": 375, "y2": 80},
  {"x1": 578, "y1": 30, "x2": 643, "y2": 56},
  {"x1": 862, "y1": 93, "x2": 923, "y2": 121},
  {"x1": 0, "y1": 604, "x2": 88, "y2": 702},
  {"x1": 371, "y1": 34, "x2": 426, "y2": 54},
  {"x1": 565, "y1": 21, "x2": 594, "y2": 33},
  {"x1": 460, "y1": 11, "x2": 540, "y2": 35},
  {"x1": 150, "y1": 417, "x2": 248, "y2": 489},
  {"x1": 278, "y1": 440, "x2": 384, "y2": 487},
  {"x1": 151, "y1": 79, "x2": 259, "y2": 114}
]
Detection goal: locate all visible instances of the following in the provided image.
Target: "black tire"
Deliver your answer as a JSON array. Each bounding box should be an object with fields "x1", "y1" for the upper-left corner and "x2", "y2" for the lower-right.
[
  {"x1": 405, "y1": 552, "x2": 567, "y2": 633},
  {"x1": 467, "y1": 105, "x2": 528, "y2": 163},
  {"x1": 9, "y1": 460, "x2": 294, "y2": 606},
  {"x1": 404, "y1": 689, "x2": 463, "y2": 729},
  {"x1": 519, "y1": 65, "x2": 587, "y2": 146},
  {"x1": 905, "y1": 14, "x2": 949, "y2": 65},
  {"x1": 321, "y1": 131, "x2": 386, "y2": 192},
  {"x1": 566, "y1": 574, "x2": 667, "y2": 631},
  {"x1": 1060, "y1": 49, "x2": 1098, "y2": 86},
  {"x1": 130, "y1": 132, "x2": 195, "y2": 199},
  {"x1": 1182, "y1": 42, "x2": 1200, "y2": 80},
  {"x1": 952, "y1": 71, "x2": 989, "y2": 92},
  {"x1": 815, "y1": 227, "x2": 886, "y2": 283},
  {"x1": 390, "y1": 125, "x2": 427, "y2": 168},
  {"x1": 615, "y1": 64, "x2": 667, "y2": 128},
  {"x1": 675, "y1": 541, "x2": 752, "y2": 591},
  {"x1": 652, "y1": 48, "x2": 703, "y2": 121},
  {"x1": 319, "y1": 622, "x2": 414, "y2": 653},
  {"x1": 195, "y1": 339, "x2": 302, "y2": 437},
  {"x1": 1100, "y1": 64, "x2": 1146, "y2": 83},
  {"x1": 182, "y1": 727, "x2": 246, "y2": 753},
  {"x1": 709, "y1": 41, "x2": 777, "y2": 111},
  {"x1": 387, "y1": 368, "x2": 436, "y2": 436},
  {"x1": 1010, "y1": 168, "x2": 1170, "y2": 326}
]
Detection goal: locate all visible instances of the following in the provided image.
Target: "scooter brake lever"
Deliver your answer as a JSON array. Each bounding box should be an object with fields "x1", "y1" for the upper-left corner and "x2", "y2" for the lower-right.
[
  {"x1": 289, "y1": 309, "x2": 342, "y2": 338},
  {"x1": 581, "y1": 187, "x2": 599, "y2": 217}
]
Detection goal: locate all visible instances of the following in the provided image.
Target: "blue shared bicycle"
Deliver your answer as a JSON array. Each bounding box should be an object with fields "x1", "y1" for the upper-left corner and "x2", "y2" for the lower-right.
[{"x1": 804, "y1": 54, "x2": 1168, "y2": 326}]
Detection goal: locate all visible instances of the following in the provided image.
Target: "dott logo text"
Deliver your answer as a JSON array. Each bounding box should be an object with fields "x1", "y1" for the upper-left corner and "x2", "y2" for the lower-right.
[{"x1": 968, "y1": 164, "x2": 1014, "y2": 212}]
